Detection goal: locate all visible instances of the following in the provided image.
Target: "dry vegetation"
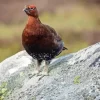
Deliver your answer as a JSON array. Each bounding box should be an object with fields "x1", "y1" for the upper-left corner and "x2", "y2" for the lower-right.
[{"x1": 0, "y1": 0, "x2": 100, "y2": 62}]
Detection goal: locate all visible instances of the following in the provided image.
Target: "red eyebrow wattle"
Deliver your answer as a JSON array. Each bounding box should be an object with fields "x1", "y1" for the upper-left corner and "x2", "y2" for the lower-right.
[{"x1": 29, "y1": 5, "x2": 36, "y2": 8}]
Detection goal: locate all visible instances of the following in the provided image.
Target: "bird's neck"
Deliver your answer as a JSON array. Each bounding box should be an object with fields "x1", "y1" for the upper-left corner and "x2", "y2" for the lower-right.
[{"x1": 27, "y1": 16, "x2": 41, "y2": 26}]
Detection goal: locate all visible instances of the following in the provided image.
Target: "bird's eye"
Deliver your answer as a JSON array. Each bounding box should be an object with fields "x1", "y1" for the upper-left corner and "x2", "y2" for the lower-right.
[{"x1": 30, "y1": 7, "x2": 35, "y2": 10}]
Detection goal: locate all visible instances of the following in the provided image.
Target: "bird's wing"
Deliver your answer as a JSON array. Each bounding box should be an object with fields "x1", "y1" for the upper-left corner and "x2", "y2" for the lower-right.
[
  {"x1": 45, "y1": 25, "x2": 68, "y2": 50},
  {"x1": 45, "y1": 25, "x2": 62, "y2": 41}
]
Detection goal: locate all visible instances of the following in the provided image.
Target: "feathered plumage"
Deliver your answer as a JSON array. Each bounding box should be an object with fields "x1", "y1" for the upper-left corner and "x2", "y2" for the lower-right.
[{"x1": 22, "y1": 4, "x2": 67, "y2": 75}]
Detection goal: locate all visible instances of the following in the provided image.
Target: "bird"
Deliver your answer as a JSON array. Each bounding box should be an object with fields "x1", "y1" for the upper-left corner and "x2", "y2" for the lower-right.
[{"x1": 22, "y1": 4, "x2": 67, "y2": 75}]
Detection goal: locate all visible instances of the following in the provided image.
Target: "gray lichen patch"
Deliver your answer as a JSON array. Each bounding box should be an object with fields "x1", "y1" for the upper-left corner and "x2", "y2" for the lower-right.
[{"x1": 0, "y1": 43, "x2": 100, "y2": 100}]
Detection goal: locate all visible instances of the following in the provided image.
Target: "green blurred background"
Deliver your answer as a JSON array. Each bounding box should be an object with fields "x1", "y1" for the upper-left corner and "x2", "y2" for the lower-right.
[{"x1": 0, "y1": 0, "x2": 100, "y2": 62}]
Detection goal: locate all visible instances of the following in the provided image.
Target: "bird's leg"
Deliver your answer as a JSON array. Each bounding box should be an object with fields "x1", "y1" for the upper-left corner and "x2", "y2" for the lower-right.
[
  {"x1": 33, "y1": 60, "x2": 42, "y2": 75},
  {"x1": 41, "y1": 60, "x2": 51, "y2": 76}
]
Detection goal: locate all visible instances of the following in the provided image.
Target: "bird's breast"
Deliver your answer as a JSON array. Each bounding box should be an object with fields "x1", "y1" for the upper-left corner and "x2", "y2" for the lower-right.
[{"x1": 22, "y1": 30, "x2": 53, "y2": 48}]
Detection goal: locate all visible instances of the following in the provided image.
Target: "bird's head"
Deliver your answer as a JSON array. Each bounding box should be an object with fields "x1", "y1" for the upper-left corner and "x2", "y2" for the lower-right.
[{"x1": 23, "y1": 5, "x2": 38, "y2": 18}]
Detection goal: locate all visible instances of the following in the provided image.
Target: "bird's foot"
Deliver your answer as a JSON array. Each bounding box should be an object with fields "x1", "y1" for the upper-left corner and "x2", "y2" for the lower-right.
[
  {"x1": 39, "y1": 64, "x2": 49, "y2": 76},
  {"x1": 40, "y1": 71, "x2": 49, "y2": 76},
  {"x1": 33, "y1": 70, "x2": 40, "y2": 75},
  {"x1": 28, "y1": 70, "x2": 40, "y2": 78}
]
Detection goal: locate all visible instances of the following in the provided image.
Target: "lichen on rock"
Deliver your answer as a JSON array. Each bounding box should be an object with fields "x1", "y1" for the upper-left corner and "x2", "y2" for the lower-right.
[{"x1": 0, "y1": 43, "x2": 100, "y2": 100}]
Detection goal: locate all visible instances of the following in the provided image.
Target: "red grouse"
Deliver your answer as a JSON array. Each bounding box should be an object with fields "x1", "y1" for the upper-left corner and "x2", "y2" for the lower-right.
[{"x1": 22, "y1": 5, "x2": 67, "y2": 75}]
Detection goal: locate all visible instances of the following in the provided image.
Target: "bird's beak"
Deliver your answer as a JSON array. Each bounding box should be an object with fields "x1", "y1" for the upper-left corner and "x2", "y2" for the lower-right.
[
  {"x1": 23, "y1": 7, "x2": 30, "y2": 14},
  {"x1": 23, "y1": 8, "x2": 25, "y2": 11},
  {"x1": 23, "y1": 5, "x2": 27, "y2": 11}
]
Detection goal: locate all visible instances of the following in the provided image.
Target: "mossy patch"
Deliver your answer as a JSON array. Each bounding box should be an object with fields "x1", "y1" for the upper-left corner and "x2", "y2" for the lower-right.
[
  {"x1": 0, "y1": 82, "x2": 8, "y2": 100},
  {"x1": 73, "y1": 76, "x2": 81, "y2": 84}
]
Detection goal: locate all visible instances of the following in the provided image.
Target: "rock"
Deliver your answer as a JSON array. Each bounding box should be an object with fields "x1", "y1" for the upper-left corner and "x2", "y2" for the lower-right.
[{"x1": 0, "y1": 43, "x2": 100, "y2": 100}]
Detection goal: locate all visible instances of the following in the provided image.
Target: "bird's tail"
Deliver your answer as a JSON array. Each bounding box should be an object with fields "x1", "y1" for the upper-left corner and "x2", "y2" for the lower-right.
[{"x1": 63, "y1": 47, "x2": 68, "y2": 50}]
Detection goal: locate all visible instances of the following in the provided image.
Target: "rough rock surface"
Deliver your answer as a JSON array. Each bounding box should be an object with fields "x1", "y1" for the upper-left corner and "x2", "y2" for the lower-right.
[{"x1": 0, "y1": 43, "x2": 100, "y2": 100}]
